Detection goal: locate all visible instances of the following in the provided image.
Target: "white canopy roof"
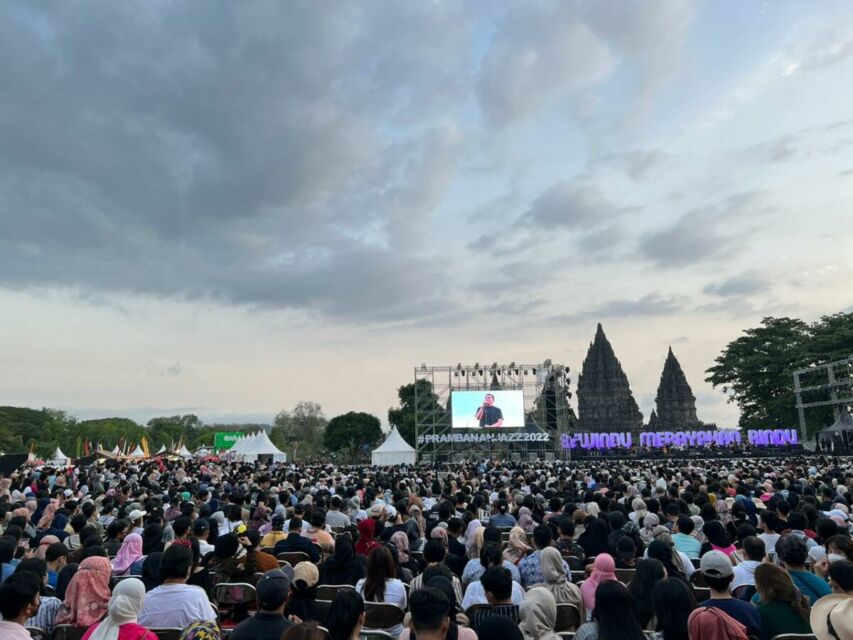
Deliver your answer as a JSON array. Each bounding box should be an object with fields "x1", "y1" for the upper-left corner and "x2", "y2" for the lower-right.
[
  {"x1": 371, "y1": 428, "x2": 416, "y2": 466},
  {"x1": 155, "y1": 444, "x2": 166, "y2": 454},
  {"x1": 241, "y1": 430, "x2": 285, "y2": 456},
  {"x1": 178, "y1": 444, "x2": 193, "y2": 458},
  {"x1": 52, "y1": 448, "x2": 69, "y2": 462},
  {"x1": 128, "y1": 444, "x2": 145, "y2": 457}
]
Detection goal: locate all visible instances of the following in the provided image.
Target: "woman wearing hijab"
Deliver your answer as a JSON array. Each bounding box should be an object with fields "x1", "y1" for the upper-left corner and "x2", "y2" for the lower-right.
[
  {"x1": 355, "y1": 519, "x2": 382, "y2": 557},
  {"x1": 534, "y1": 547, "x2": 585, "y2": 620},
  {"x1": 112, "y1": 533, "x2": 145, "y2": 576},
  {"x1": 463, "y1": 520, "x2": 483, "y2": 559},
  {"x1": 518, "y1": 507, "x2": 536, "y2": 535},
  {"x1": 391, "y1": 531, "x2": 417, "y2": 575},
  {"x1": 320, "y1": 535, "x2": 366, "y2": 586},
  {"x1": 56, "y1": 556, "x2": 113, "y2": 627},
  {"x1": 37, "y1": 502, "x2": 59, "y2": 531},
  {"x1": 404, "y1": 506, "x2": 424, "y2": 554},
  {"x1": 580, "y1": 553, "x2": 617, "y2": 616},
  {"x1": 629, "y1": 498, "x2": 648, "y2": 526},
  {"x1": 44, "y1": 513, "x2": 70, "y2": 543},
  {"x1": 520, "y1": 587, "x2": 561, "y2": 640},
  {"x1": 141, "y1": 524, "x2": 163, "y2": 555},
  {"x1": 504, "y1": 526, "x2": 533, "y2": 565},
  {"x1": 647, "y1": 540, "x2": 687, "y2": 583},
  {"x1": 574, "y1": 581, "x2": 646, "y2": 640},
  {"x1": 578, "y1": 517, "x2": 610, "y2": 559},
  {"x1": 80, "y1": 577, "x2": 155, "y2": 640},
  {"x1": 429, "y1": 526, "x2": 449, "y2": 551},
  {"x1": 140, "y1": 552, "x2": 163, "y2": 592},
  {"x1": 640, "y1": 514, "x2": 660, "y2": 546}
]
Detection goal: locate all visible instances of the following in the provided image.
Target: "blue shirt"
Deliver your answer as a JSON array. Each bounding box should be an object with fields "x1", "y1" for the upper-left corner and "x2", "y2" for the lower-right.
[
  {"x1": 699, "y1": 598, "x2": 761, "y2": 638},
  {"x1": 787, "y1": 570, "x2": 832, "y2": 603},
  {"x1": 489, "y1": 514, "x2": 517, "y2": 528},
  {"x1": 672, "y1": 533, "x2": 701, "y2": 559}
]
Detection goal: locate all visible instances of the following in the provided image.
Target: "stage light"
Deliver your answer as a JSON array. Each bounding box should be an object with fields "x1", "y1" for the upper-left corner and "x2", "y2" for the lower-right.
[{"x1": 454, "y1": 372, "x2": 458, "y2": 377}]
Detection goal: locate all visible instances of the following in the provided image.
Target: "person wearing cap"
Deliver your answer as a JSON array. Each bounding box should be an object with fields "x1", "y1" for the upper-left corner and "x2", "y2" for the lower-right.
[
  {"x1": 697, "y1": 550, "x2": 761, "y2": 638},
  {"x1": 274, "y1": 516, "x2": 320, "y2": 562},
  {"x1": 230, "y1": 567, "x2": 295, "y2": 640},
  {"x1": 286, "y1": 561, "x2": 322, "y2": 623},
  {"x1": 192, "y1": 518, "x2": 214, "y2": 556},
  {"x1": 810, "y1": 593, "x2": 853, "y2": 640},
  {"x1": 127, "y1": 509, "x2": 147, "y2": 536},
  {"x1": 138, "y1": 543, "x2": 217, "y2": 629}
]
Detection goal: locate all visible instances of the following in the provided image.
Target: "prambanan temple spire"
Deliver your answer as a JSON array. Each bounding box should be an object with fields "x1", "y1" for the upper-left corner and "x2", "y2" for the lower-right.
[
  {"x1": 577, "y1": 324, "x2": 644, "y2": 433},
  {"x1": 655, "y1": 347, "x2": 700, "y2": 429}
]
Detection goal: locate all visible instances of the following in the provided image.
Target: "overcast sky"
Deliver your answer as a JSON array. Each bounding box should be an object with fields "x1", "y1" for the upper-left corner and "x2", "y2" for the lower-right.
[{"x1": 2, "y1": 1, "x2": 852, "y2": 429}]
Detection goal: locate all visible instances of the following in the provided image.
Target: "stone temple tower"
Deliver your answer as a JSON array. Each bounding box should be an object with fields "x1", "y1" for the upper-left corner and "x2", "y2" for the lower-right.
[
  {"x1": 577, "y1": 324, "x2": 644, "y2": 433},
  {"x1": 655, "y1": 347, "x2": 701, "y2": 430}
]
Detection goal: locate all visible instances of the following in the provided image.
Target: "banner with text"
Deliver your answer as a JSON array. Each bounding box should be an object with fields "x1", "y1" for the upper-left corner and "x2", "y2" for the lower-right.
[{"x1": 560, "y1": 429, "x2": 799, "y2": 450}]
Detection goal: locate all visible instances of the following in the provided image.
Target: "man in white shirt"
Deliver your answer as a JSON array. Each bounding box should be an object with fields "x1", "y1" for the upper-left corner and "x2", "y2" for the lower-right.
[
  {"x1": 139, "y1": 543, "x2": 217, "y2": 628},
  {"x1": 731, "y1": 536, "x2": 765, "y2": 591}
]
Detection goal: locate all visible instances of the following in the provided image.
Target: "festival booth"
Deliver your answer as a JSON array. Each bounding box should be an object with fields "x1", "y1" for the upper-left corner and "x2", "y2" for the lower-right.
[
  {"x1": 49, "y1": 447, "x2": 69, "y2": 467},
  {"x1": 128, "y1": 444, "x2": 146, "y2": 458},
  {"x1": 371, "y1": 428, "x2": 416, "y2": 466},
  {"x1": 177, "y1": 444, "x2": 193, "y2": 459},
  {"x1": 226, "y1": 431, "x2": 287, "y2": 464},
  {"x1": 817, "y1": 407, "x2": 853, "y2": 453}
]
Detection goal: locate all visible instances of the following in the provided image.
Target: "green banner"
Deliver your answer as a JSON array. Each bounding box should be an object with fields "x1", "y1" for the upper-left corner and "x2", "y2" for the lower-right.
[{"x1": 214, "y1": 431, "x2": 243, "y2": 450}]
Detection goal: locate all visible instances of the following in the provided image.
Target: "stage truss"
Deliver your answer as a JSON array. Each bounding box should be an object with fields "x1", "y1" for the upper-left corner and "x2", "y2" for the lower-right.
[
  {"x1": 414, "y1": 362, "x2": 575, "y2": 463},
  {"x1": 793, "y1": 355, "x2": 853, "y2": 441}
]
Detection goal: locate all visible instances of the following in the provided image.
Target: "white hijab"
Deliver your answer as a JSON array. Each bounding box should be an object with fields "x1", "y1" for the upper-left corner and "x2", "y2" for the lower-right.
[{"x1": 88, "y1": 577, "x2": 146, "y2": 640}]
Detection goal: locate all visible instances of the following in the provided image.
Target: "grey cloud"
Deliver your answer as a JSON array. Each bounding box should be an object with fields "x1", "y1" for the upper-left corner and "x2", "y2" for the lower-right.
[
  {"x1": 743, "y1": 135, "x2": 798, "y2": 163},
  {"x1": 838, "y1": 168, "x2": 853, "y2": 178},
  {"x1": 551, "y1": 292, "x2": 690, "y2": 323},
  {"x1": 593, "y1": 149, "x2": 670, "y2": 180},
  {"x1": 478, "y1": 5, "x2": 614, "y2": 125},
  {"x1": 638, "y1": 191, "x2": 772, "y2": 268},
  {"x1": 800, "y1": 34, "x2": 853, "y2": 70},
  {"x1": 526, "y1": 182, "x2": 624, "y2": 230},
  {"x1": 703, "y1": 272, "x2": 771, "y2": 297},
  {"x1": 0, "y1": 2, "x2": 475, "y2": 321}
]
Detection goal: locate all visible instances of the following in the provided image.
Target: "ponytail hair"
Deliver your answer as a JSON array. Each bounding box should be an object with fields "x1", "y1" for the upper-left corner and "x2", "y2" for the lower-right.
[{"x1": 754, "y1": 563, "x2": 810, "y2": 622}]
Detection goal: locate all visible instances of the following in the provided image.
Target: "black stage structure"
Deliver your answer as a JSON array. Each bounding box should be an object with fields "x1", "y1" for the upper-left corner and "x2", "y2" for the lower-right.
[{"x1": 414, "y1": 362, "x2": 573, "y2": 463}]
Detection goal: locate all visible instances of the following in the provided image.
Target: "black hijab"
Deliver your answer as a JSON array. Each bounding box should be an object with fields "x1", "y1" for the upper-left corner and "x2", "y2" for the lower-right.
[
  {"x1": 141, "y1": 551, "x2": 163, "y2": 591},
  {"x1": 320, "y1": 535, "x2": 365, "y2": 586}
]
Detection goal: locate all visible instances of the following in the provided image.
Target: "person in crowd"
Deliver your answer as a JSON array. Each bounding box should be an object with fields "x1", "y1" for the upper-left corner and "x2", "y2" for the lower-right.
[
  {"x1": 14, "y1": 559, "x2": 63, "y2": 634},
  {"x1": 574, "y1": 581, "x2": 646, "y2": 640},
  {"x1": 287, "y1": 561, "x2": 323, "y2": 623},
  {"x1": 532, "y1": 546, "x2": 584, "y2": 618},
  {"x1": 403, "y1": 587, "x2": 453, "y2": 640},
  {"x1": 126, "y1": 510, "x2": 146, "y2": 536},
  {"x1": 752, "y1": 562, "x2": 812, "y2": 640},
  {"x1": 245, "y1": 529, "x2": 278, "y2": 572},
  {"x1": 391, "y1": 530, "x2": 417, "y2": 575},
  {"x1": 700, "y1": 520, "x2": 738, "y2": 561},
  {"x1": 326, "y1": 496, "x2": 351, "y2": 530},
  {"x1": 578, "y1": 517, "x2": 611, "y2": 558},
  {"x1": 775, "y1": 533, "x2": 833, "y2": 603},
  {"x1": 260, "y1": 515, "x2": 287, "y2": 549},
  {"x1": 205, "y1": 530, "x2": 258, "y2": 586},
  {"x1": 687, "y1": 606, "x2": 749, "y2": 640},
  {"x1": 45, "y1": 541, "x2": 68, "y2": 589},
  {"x1": 580, "y1": 553, "x2": 617, "y2": 616},
  {"x1": 503, "y1": 526, "x2": 533, "y2": 565},
  {"x1": 407, "y1": 539, "x2": 463, "y2": 603},
  {"x1": 140, "y1": 552, "x2": 162, "y2": 592},
  {"x1": 518, "y1": 526, "x2": 567, "y2": 589},
  {"x1": 477, "y1": 615, "x2": 524, "y2": 640},
  {"x1": 35, "y1": 534, "x2": 61, "y2": 560},
  {"x1": 695, "y1": 550, "x2": 761, "y2": 638},
  {"x1": 55, "y1": 555, "x2": 113, "y2": 627},
  {"x1": 555, "y1": 517, "x2": 585, "y2": 564},
  {"x1": 306, "y1": 511, "x2": 334, "y2": 553},
  {"x1": 104, "y1": 520, "x2": 129, "y2": 557},
  {"x1": 462, "y1": 531, "x2": 520, "y2": 586},
  {"x1": 519, "y1": 587, "x2": 561, "y2": 640},
  {"x1": 355, "y1": 518, "x2": 383, "y2": 558},
  {"x1": 730, "y1": 535, "x2": 764, "y2": 595},
  {"x1": 0, "y1": 570, "x2": 42, "y2": 640},
  {"x1": 446, "y1": 518, "x2": 468, "y2": 559},
  {"x1": 462, "y1": 542, "x2": 526, "y2": 609},
  {"x1": 827, "y1": 559, "x2": 853, "y2": 594},
  {"x1": 79, "y1": 577, "x2": 155, "y2": 640},
  {"x1": 326, "y1": 589, "x2": 365, "y2": 640},
  {"x1": 490, "y1": 501, "x2": 518, "y2": 528},
  {"x1": 810, "y1": 592, "x2": 853, "y2": 640},
  {"x1": 179, "y1": 621, "x2": 221, "y2": 640},
  {"x1": 192, "y1": 518, "x2": 214, "y2": 557},
  {"x1": 470, "y1": 566, "x2": 520, "y2": 633},
  {"x1": 231, "y1": 567, "x2": 295, "y2": 640},
  {"x1": 628, "y1": 558, "x2": 666, "y2": 630},
  {"x1": 671, "y1": 517, "x2": 701, "y2": 560},
  {"x1": 319, "y1": 534, "x2": 366, "y2": 586},
  {"x1": 138, "y1": 544, "x2": 217, "y2": 629},
  {"x1": 112, "y1": 532, "x2": 145, "y2": 576},
  {"x1": 651, "y1": 577, "x2": 696, "y2": 640},
  {"x1": 757, "y1": 512, "x2": 781, "y2": 560},
  {"x1": 356, "y1": 546, "x2": 407, "y2": 638}
]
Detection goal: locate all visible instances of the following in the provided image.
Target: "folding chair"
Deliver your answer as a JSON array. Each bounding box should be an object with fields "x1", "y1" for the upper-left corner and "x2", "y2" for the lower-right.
[
  {"x1": 26, "y1": 628, "x2": 47, "y2": 640},
  {"x1": 317, "y1": 584, "x2": 356, "y2": 601},
  {"x1": 212, "y1": 582, "x2": 257, "y2": 628},
  {"x1": 51, "y1": 626, "x2": 88, "y2": 640},
  {"x1": 360, "y1": 632, "x2": 396, "y2": 640},
  {"x1": 277, "y1": 551, "x2": 311, "y2": 565},
  {"x1": 614, "y1": 568, "x2": 636, "y2": 583},
  {"x1": 363, "y1": 602, "x2": 405, "y2": 630}
]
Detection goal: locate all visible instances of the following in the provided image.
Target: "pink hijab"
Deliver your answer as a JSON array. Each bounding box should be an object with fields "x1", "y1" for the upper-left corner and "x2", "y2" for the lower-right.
[
  {"x1": 37, "y1": 502, "x2": 59, "y2": 530},
  {"x1": 111, "y1": 532, "x2": 144, "y2": 575},
  {"x1": 56, "y1": 556, "x2": 112, "y2": 626},
  {"x1": 580, "y1": 553, "x2": 617, "y2": 613}
]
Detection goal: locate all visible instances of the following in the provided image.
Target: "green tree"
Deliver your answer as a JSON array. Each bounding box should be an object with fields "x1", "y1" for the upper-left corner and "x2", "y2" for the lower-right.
[
  {"x1": 388, "y1": 379, "x2": 444, "y2": 447},
  {"x1": 706, "y1": 314, "x2": 853, "y2": 437},
  {"x1": 323, "y1": 412, "x2": 382, "y2": 461},
  {"x1": 271, "y1": 401, "x2": 327, "y2": 461},
  {"x1": 76, "y1": 417, "x2": 145, "y2": 452}
]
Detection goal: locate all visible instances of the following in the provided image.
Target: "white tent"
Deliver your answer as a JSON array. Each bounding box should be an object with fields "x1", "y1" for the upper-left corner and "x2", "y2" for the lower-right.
[
  {"x1": 238, "y1": 430, "x2": 287, "y2": 463},
  {"x1": 371, "y1": 428, "x2": 416, "y2": 466},
  {"x1": 155, "y1": 444, "x2": 167, "y2": 455},
  {"x1": 111, "y1": 445, "x2": 121, "y2": 455},
  {"x1": 177, "y1": 444, "x2": 193, "y2": 458},
  {"x1": 128, "y1": 444, "x2": 145, "y2": 458},
  {"x1": 50, "y1": 448, "x2": 69, "y2": 466}
]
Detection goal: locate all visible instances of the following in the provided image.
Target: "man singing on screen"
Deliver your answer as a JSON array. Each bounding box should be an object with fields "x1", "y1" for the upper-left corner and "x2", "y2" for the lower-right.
[{"x1": 475, "y1": 393, "x2": 504, "y2": 427}]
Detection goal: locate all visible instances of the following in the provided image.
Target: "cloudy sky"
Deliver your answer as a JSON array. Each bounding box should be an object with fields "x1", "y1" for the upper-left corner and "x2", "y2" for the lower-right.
[{"x1": 2, "y1": 1, "x2": 852, "y2": 429}]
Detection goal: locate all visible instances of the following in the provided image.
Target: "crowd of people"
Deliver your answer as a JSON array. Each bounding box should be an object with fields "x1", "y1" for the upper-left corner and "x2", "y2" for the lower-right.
[{"x1": 1, "y1": 454, "x2": 852, "y2": 640}]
